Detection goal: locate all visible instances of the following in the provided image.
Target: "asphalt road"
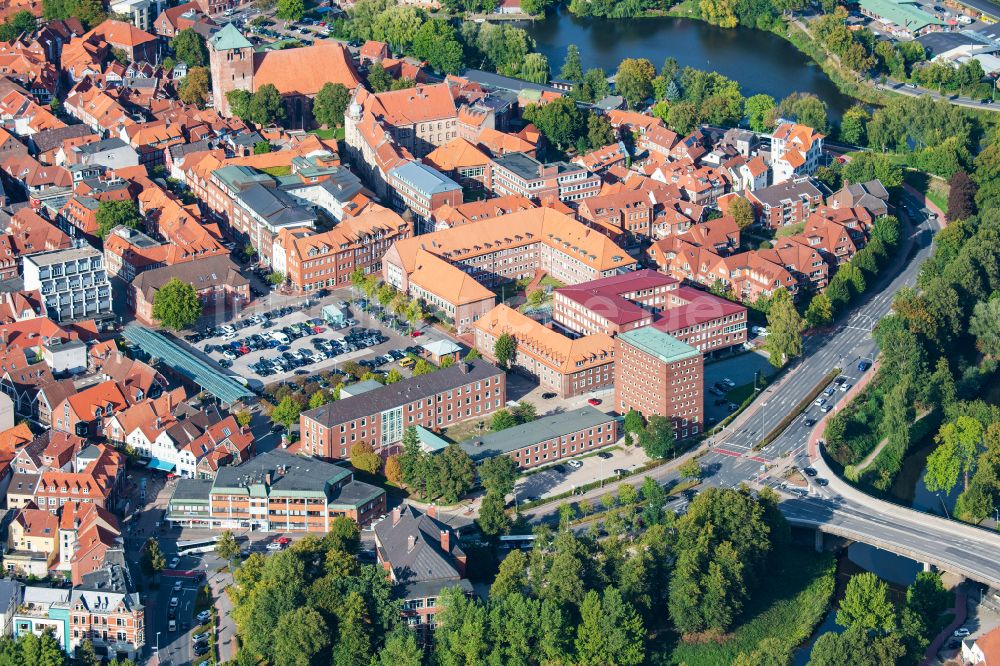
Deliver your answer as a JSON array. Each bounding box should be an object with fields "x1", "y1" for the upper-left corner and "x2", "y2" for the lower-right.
[{"x1": 519, "y1": 192, "x2": 1000, "y2": 587}]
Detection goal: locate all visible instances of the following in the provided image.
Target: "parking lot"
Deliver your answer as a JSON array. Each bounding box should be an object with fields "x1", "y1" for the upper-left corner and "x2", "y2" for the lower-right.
[
  {"x1": 514, "y1": 442, "x2": 651, "y2": 504},
  {"x1": 186, "y1": 298, "x2": 433, "y2": 390}
]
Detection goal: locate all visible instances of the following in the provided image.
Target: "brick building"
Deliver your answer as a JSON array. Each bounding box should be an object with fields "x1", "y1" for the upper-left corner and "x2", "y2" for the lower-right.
[
  {"x1": 552, "y1": 269, "x2": 678, "y2": 337},
  {"x1": 748, "y1": 177, "x2": 823, "y2": 229},
  {"x1": 614, "y1": 327, "x2": 703, "y2": 439},
  {"x1": 459, "y1": 405, "x2": 618, "y2": 469},
  {"x1": 486, "y1": 152, "x2": 600, "y2": 204},
  {"x1": 473, "y1": 304, "x2": 614, "y2": 399},
  {"x1": 166, "y1": 450, "x2": 386, "y2": 531},
  {"x1": 129, "y1": 255, "x2": 249, "y2": 326},
  {"x1": 300, "y1": 361, "x2": 505, "y2": 459}
]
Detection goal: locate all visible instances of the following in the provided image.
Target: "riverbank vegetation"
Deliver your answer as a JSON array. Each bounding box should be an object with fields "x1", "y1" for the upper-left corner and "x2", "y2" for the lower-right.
[
  {"x1": 226, "y1": 488, "x2": 839, "y2": 665},
  {"x1": 823, "y1": 111, "x2": 1000, "y2": 523}
]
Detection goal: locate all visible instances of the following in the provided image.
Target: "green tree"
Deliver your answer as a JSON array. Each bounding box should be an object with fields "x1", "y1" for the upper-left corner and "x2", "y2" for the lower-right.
[
  {"x1": 586, "y1": 112, "x2": 616, "y2": 149},
  {"x1": 560, "y1": 44, "x2": 583, "y2": 82},
  {"x1": 253, "y1": 141, "x2": 271, "y2": 155},
  {"x1": 728, "y1": 195, "x2": 755, "y2": 229},
  {"x1": 179, "y1": 66, "x2": 211, "y2": 107},
  {"x1": 399, "y1": 426, "x2": 424, "y2": 487},
  {"x1": 615, "y1": 58, "x2": 656, "y2": 109},
  {"x1": 267, "y1": 271, "x2": 285, "y2": 286},
  {"x1": 579, "y1": 68, "x2": 610, "y2": 102},
  {"x1": 523, "y1": 96, "x2": 584, "y2": 149},
  {"x1": 215, "y1": 530, "x2": 241, "y2": 561},
  {"x1": 679, "y1": 459, "x2": 702, "y2": 481},
  {"x1": 152, "y1": 278, "x2": 202, "y2": 330},
  {"x1": 494, "y1": 332, "x2": 516, "y2": 369},
  {"x1": 172, "y1": 28, "x2": 208, "y2": 67},
  {"x1": 312, "y1": 82, "x2": 351, "y2": 128},
  {"x1": 843, "y1": 152, "x2": 903, "y2": 189},
  {"x1": 276, "y1": 0, "x2": 304, "y2": 20},
  {"x1": 511, "y1": 401, "x2": 536, "y2": 424},
  {"x1": 309, "y1": 390, "x2": 329, "y2": 409},
  {"x1": 744, "y1": 93, "x2": 776, "y2": 132},
  {"x1": 639, "y1": 415, "x2": 675, "y2": 459},
  {"x1": 411, "y1": 19, "x2": 465, "y2": 74},
  {"x1": 141, "y1": 537, "x2": 166, "y2": 575},
  {"x1": 667, "y1": 101, "x2": 698, "y2": 134},
  {"x1": 412, "y1": 359, "x2": 434, "y2": 376},
  {"x1": 76, "y1": 639, "x2": 100, "y2": 666},
  {"x1": 777, "y1": 92, "x2": 828, "y2": 133},
  {"x1": 435, "y1": 443, "x2": 476, "y2": 502},
  {"x1": 766, "y1": 288, "x2": 804, "y2": 367},
  {"x1": 839, "y1": 104, "x2": 869, "y2": 145},
  {"x1": 95, "y1": 199, "x2": 142, "y2": 239},
  {"x1": 332, "y1": 591, "x2": 372, "y2": 666},
  {"x1": 249, "y1": 84, "x2": 285, "y2": 126},
  {"x1": 350, "y1": 441, "x2": 382, "y2": 474},
  {"x1": 805, "y1": 293, "x2": 834, "y2": 328},
  {"x1": 480, "y1": 454, "x2": 518, "y2": 496},
  {"x1": 227, "y1": 89, "x2": 253, "y2": 120},
  {"x1": 927, "y1": 415, "x2": 983, "y2": 493},
  {"x1": 270, "y1": 396, "x2": 301, "y2": 429},
  {"x1": 575, "y1": 588, "x2": 645, "y2": 666},
  {"x1": 623, "y1": 409, "x2": 645, "y2": 441},
  {"x1": 518, "y1": 52, "x2": 550, "y2": 84},
  {"x1": 906, "y1": 571, "x2": 948, "y2": 626},
  {"x1": 478, "y1": 490, "x2": 509, "y2": 536},
  {"x1": 970, "y1": 297, "x2": 1000, "y2": 356},
  {"x1": 378, "y1": 626, "x2": 423, "y2": 666},
  {"x1": 837, "y1": 572, "x2": 896, "y2": 635}
]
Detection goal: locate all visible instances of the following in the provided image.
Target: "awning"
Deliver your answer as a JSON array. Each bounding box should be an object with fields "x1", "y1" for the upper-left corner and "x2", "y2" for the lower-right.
[{"x1": 147, "y1": 459, "x2": 176, "y2": 472}]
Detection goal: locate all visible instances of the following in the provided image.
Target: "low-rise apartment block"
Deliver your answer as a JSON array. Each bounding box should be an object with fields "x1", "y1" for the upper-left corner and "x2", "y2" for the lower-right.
[
  {"x1": 459, "y1": 405, "x2": 618, "y2": 469},
  {"x1": 486, "y1": 152, "x2": 600, "y2": 204},
  {"x1": 553, "y1": 269, "x2": 679, "y2": 337},
  {"x1": 166, "y1": 449, "x2": 386, "y2": 531},
  {"x1": 749, "y1": 177, "x2": 823, "y2": 229},
  {"x1": 614, "y1": 327, "x2": 703, "y2": 439},
  {"x1": 22, "y1": 247, "x2": 113, "y2": 325},
  {"x1": 300, "y1": 361, "x2": 506, "y2": 459}
]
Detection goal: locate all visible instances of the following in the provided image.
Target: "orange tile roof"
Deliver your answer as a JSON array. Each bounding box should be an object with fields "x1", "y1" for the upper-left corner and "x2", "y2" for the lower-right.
[
  {"x1": 474, "y1": 304, "x2": 614, "y2": 374},
  {"x1": 476, "y1": 127, "x2": 535, "y2": 156},
  {"x1": 424, "y1": 137, "x2": 490, "y2": 172},
  {"x1": 84, "y1": 19, "x2": 157, "y2": 48},
  {"x1": 64, "y1": 380, "x2": 129, "y2": 422},
  {"x1": 14, "y1": 506, "x2": 57, "y2": 538},
  {"x1": 409, "y1": 249, "x2": 495, "y2": 306},
  {"x1": 390, "y1": 207, "x2": 636, "y2": 276},
  {"x1": 355, "y1": 83, "x2": 457, "y2": 127},
  {"x1": 252, "y1": 41, "x2": 361, "y2": 96}
]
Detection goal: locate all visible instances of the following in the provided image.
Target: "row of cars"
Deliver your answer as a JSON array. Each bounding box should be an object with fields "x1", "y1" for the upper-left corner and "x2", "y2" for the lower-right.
[{"x1": 249, "y1": 326, "x2": 391, "y2": 377}]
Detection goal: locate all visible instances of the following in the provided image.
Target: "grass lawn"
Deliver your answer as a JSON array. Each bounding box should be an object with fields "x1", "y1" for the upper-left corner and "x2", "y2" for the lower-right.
[
  {"x1": 442, "y1": 416, "x2": 492, "y2": 443},
  {"x1": 260, "y1": 165, "x2": 291, "y2": 177},
  {"x1": 670, "y1": 546, "x2": 836, "y2": 665},
  {"x1": 726, "y1": 381, "x2": 758, "y2": 407},
  {"x1": 776, "y1": 222, "x2": 806, "y2": 239},
  {"x1": 309, "y1": 127, "x2": 345, "y2": 140},
  {"x1": 665, "y1": 0, "x2": 699, "y2": 17},
  {"x1": 904, "y1": 170, "x2": 949, "y2": 213},
  {"x1": 539, "y1": 276, "x2": 565, "y2": 289}
]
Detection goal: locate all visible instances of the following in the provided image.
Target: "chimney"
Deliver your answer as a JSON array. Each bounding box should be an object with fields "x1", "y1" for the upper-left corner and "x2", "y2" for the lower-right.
[
  {"x1": 426, "y1": 504, "x2": 437, "y2": 519},
  {"x1": 439, "y1": 529, "x2": 449, "y2": 553},
  {"x1": 391, "y1": 506, "x2": 401, "y2": 526},
  {"x1": 458, "y1": 362, "x2": 469, "y2": 374},
  {"x1": 406, "y1": 534, "x2": 416, "y2": 552}
]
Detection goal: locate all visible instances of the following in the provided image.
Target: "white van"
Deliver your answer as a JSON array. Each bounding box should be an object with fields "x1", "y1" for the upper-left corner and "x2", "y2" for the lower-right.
[{"x1": 270, "y1": 331, "x2": 290, "y2": 345}]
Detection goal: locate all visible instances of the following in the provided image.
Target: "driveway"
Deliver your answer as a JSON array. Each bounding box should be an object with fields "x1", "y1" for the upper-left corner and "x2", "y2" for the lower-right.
[{"x1": 514, "y1": 441, "x2": 649, "y2": 505}]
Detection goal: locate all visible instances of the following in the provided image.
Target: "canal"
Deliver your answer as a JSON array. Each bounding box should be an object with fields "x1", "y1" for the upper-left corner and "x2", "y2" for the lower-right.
[{"x1": 520, "y1": 7, "x2": 857, "y2": 118}]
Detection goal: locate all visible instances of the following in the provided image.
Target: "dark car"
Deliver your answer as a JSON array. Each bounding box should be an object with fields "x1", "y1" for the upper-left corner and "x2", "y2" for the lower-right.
[
  {"x1": 541, "y1": 392, "x2": 557, "y2": 399},
  {"x1": 803, "y1": 467, "x2": 818, "y2": 477},
  {"x1": 596, "y1": 452, "x2": 613, "y2": 459},
  {"x1": 194, "y1": 644, "x2": 210, "y2": 656},
  {"x1": 550, "y1": 465, "x2": 566, "y2": 474},
  {"x1": 816, "y1": 478, "x2": 829, "y2": 487},
  {"x1": 804, "y1": 418, "x2": 816, "y2": 427}
]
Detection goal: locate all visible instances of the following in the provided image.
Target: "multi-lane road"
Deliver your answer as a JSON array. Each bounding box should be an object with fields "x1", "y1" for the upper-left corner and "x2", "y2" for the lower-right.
[{"x1": 520, "y1": 189, "x2": 1000, "y2": 588}]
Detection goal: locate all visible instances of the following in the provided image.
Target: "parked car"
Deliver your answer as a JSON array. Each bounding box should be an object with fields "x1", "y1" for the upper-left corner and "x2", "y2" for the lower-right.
[
  {"x1": 840, "y1": 382, "x2": 853, "y2": 392},
  {"x1": 587, "y1": 398, "x2": 602, "y2": 406},
  {"x1": 192, "y1": 633, "x2": 209, "y2": 643},
  {"x1": 953, "y1": 628, "x2": 970, "y2": 638},
  {"x1": 597, "y1": 451, "x2": 613, "y2": 459},
  {"x1": 168, "y1": 557, "x2": 180, "y2": 568},
  {"x1": 196, "y1": 610, "x2": 212, "y2": 624},
  {"x1": 541, "y1": 392, "x2": 557, "y2": 399},
  {"x1": 567, "y1": 459, "x2": 583, "y2": 469}
]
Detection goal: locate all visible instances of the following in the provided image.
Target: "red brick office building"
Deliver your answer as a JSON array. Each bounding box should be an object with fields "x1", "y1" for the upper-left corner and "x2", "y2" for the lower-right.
[
  {"x1": 300, "y1": 361, "x2": 505, "y2": 459},
  {"x1": 614, "y1": 327, "x2": 703, "y2": 439}
]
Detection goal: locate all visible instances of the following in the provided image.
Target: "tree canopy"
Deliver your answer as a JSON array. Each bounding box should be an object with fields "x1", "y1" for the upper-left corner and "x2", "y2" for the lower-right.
[{"x1": 151, "y1": 278, "x2": 202, "y2": 330}]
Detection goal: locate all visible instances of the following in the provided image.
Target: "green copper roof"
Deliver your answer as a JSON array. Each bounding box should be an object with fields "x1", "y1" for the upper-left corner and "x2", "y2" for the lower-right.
[
  {"x1": 618, "y1": 327, "x2": 700, "y2": 364},
  {"x1": 210, "y1": 23, "x2": 252, "y2": 51}
]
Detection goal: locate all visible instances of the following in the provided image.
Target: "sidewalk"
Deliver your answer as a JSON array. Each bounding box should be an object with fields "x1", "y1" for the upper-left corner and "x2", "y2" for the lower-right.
[{"x1": 922, "y1": 589, "x2": 967, "y2": 665}]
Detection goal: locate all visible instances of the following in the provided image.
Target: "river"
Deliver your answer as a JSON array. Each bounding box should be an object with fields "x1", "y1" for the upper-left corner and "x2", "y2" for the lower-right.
[{"x1": 520, "y1": 7, "x2": 857, "y2": 119}]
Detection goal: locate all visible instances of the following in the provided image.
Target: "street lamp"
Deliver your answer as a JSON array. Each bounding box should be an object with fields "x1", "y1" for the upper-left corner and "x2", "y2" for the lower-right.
[{"x1": 156, "y1": 631, "x2": 161, "y2": 656}]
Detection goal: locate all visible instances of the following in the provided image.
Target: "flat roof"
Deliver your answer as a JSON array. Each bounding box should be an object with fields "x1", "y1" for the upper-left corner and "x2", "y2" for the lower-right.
[
  {"x1": 459, "y1": 406, "x2": 615, "y2": 461},
  {"x1": 859, "y1": 0, "x2": 945, "y2": 30},
  {"x1": 955, "y1": 0, "x2": 1000, "y2": 19},
  {"x1": 122, "y1": 324, "x2": 254, "y2": 405},
  {"x1": 618, "y1": 327, "x2": 700, "y2": 364},
  {"x1": 24, "y1": 246, "x2": 101, "y2": 266}
]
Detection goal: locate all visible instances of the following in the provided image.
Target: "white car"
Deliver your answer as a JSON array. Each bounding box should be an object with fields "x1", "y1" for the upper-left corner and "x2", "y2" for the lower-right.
[
  {"x1": 173, "y1": 580, "x2": 182, "y2": 592},
  {"x1": 954, "y1": 627, "x2": 971, "y2": 638},
  {"x1": 169, "y1": 596, "x2": 179, "y2": 608},
  {"x1": 567, "y1": 459, "x2": 583, "y2": 469},
  {"x1": 814, "y1": 398, "x2": 826, "y2": 407},
  {"x1": 840, "y1": 383, "x2": 853, "y2": 392},
  {"x1": 265, "y1": 542, "x2": 283, "y2": 551},
  {"x1": 168, "y1": 557, "x2": 180, "y2": 568}
]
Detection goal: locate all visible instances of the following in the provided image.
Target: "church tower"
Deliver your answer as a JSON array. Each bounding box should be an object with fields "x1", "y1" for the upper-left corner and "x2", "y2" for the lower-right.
[{"x1": 208, "y1": 23, "x2": 254, "y2": 117}]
